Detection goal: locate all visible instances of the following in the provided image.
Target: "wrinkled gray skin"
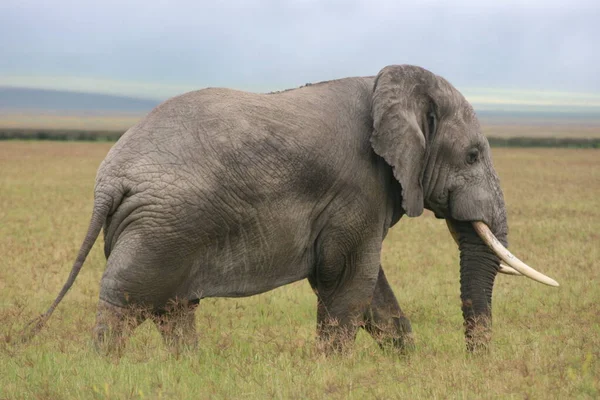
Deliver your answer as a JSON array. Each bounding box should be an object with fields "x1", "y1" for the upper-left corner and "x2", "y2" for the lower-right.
[{"x1": 38, "y1": 65, "x2": 507, "y2": 353}]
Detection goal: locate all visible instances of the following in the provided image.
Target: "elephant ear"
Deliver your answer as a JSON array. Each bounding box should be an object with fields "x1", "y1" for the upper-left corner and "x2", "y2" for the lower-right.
[{"x1": 371, "y1": 65, "x2": 434, "y2": 217}]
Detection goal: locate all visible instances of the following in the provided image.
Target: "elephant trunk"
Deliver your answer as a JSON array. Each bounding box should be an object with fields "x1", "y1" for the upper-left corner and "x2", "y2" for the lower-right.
[
  {"x1": 449, "y1": 218, "x2": 558, "y2": 351},
  {"x1": 458, "y1": 223, "x2": 500, "y2": 351}
]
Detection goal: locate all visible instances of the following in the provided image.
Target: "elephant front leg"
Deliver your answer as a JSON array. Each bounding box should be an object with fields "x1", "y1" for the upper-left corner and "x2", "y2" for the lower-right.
[
  {"x1": 152, "y1": 298, "x2": 199, "y2": 353},
  {"x1": 363, "y1": 266, "x2": 414, "y2": 353},
  {"x1": 309, "y1": 244, "x2": 381, "y2": 353}
]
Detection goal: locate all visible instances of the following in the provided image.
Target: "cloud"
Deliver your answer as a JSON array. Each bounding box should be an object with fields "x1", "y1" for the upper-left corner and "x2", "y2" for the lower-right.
[{"x1": 1, "y1": 0, "x2": 598, "y2": 99}]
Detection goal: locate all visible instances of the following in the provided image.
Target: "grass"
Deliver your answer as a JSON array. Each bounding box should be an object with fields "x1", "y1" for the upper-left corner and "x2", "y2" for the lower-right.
[{"x1": 0, "y1": 142, "x2": 599, "y2": 399}]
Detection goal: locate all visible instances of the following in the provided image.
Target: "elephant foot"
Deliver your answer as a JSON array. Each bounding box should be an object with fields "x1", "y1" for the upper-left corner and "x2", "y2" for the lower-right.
[
  {"x1": 464, "y1": 315, "x2": 492, "y2": 353},
  {"x1": 364, "y1": 315, "x2": 415, "y2": 355},
  {"x1": 93, "y1": 300, "x2": 146, "y2": 357},
  {"x1": 152, "y1": 298, "x2": 199, "y2": 355},
  {"x1": 315, "y1": 317, "x2": 361, "y2": 355}
]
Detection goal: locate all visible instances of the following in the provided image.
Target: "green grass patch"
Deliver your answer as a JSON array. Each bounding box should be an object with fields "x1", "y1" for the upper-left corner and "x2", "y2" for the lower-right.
[{"x1": 0, "y1": 143, "x2": 599, "y2": 398}]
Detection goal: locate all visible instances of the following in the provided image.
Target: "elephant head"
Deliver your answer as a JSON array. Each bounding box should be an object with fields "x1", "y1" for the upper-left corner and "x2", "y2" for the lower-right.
[{"x1": 370, "y1": 65, "x2": 558, "y2": 350}]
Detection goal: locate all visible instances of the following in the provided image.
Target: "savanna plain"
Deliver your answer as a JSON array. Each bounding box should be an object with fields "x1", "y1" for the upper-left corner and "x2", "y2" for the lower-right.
[{"x1": 0, "y1": 141, "x2": 598, "y2": 399}]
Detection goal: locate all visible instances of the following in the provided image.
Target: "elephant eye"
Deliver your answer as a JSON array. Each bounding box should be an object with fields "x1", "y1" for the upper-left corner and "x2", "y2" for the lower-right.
[
  {"x1": 427, "y1": 111, "x2": 437, "y2": 136},
  {"x1": 466, "y1": 148, "x2": 479, "y2": 164}
]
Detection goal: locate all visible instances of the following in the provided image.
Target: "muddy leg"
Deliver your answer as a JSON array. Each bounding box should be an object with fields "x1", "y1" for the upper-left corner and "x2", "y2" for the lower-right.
[
  {"x1": 152, "y1": 299, "x2": 199, "y2": 353},
  {"x1": 93, "y1": 299, "x2": 146, "y2": 356}
]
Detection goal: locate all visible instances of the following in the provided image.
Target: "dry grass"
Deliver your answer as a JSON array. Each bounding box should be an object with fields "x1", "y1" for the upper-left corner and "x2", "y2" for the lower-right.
[
  {"x1": 0, "y1": 142, "x2": 599, "y2": 399},
  {"x1": 0, "y1": 113, "x2": 143, "y2": 131},
  {"x1": 1, "y1": 112, "x2": 599, "y2": 139}
]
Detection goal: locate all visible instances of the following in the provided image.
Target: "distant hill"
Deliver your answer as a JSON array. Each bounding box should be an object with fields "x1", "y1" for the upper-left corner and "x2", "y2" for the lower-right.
[
  {"x1": 0, "y1": 86, "x2": 598, "y2": 137},
  {"x1": 2, "y1": 86, "x2": 599, "y2": 122},
  {"x1": 0, "y1": 87, "x2": 160, "y2": 113}
]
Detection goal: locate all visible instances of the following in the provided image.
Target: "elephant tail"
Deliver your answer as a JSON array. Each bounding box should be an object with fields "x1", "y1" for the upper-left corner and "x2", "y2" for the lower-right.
[{"x1": 20, "y1": 191, "x2": 116, "y2": 343}]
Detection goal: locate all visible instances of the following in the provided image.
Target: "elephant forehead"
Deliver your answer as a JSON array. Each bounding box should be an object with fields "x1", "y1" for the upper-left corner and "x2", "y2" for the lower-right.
[{"x1": 438, "y1": 105, "x2": 481, "y2": 140}]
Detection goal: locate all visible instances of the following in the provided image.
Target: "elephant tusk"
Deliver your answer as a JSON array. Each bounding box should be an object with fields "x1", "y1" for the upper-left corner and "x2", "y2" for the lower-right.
[
  {"x1": 472, "y1": 221, "x2": 559, "y2": 287},
  {"x1": 497, "y1": 264, "x2": 523, "y2": 276},
  {"x1": 445, "y1": 220, "x2": 521, "y2": 276}
]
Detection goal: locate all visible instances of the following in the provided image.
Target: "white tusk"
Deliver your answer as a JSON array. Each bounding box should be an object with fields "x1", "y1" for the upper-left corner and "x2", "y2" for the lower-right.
[
  {"x1": 445, "y1": 220, "x2": 522, "y2": 276},
  {"x1": 472, "y1": 221, "x2": 559, "y2": 287},
  {"x1": 498, "y1": 264, "x2": 523, "y2": 275}
]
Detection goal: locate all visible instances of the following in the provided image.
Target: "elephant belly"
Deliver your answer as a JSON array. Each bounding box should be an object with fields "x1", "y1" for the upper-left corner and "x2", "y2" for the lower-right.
[
  {"x1": 182, "y1": 214, "x2": 317, "y2": 299},
  {"x1": 191, "y1": 252, "x2": 313, "y2": 299}
]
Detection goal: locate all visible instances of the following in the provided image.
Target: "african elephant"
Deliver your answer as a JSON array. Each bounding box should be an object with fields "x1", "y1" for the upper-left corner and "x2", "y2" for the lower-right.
[{"x1": 28, "y1": 65, "x2": 558, "y2": 354}]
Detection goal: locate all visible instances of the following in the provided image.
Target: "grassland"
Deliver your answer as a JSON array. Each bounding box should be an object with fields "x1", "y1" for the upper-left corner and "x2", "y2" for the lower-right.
[
  {"x1": 2, "y1": 113, "x2": 600, "y2": 148},
  {"x1": 0, "y1": 113, "x2": 143, "y2": 131},
  {"x1": 2, "y1": 108, "x2": 600, "y2": 137},
  {"x1": 482, "y1": 121, "x2": 600, "y2": 139},
  {"x1": 0, "y1": 142, "x2": 599, "y2": 399}
]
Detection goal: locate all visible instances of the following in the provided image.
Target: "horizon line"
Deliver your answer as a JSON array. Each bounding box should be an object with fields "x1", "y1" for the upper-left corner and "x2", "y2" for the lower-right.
[{"x1": 2, "y1": 75, "x2": 600, "y2": 110}]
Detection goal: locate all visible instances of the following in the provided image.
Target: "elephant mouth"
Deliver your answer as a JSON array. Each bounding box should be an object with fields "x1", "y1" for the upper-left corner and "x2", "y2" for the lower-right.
[
  {"x1": 446, "y1": 220, "x2": 559, "y2": 286},
  {"x1": 424, "y1": 199, "x2": 449, "y2": 220}
]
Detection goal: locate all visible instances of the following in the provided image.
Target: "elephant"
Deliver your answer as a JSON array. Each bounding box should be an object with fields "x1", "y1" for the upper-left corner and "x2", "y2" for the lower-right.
[{"x1": 26, "y1": 65, "x2": 558, "y2": 354}]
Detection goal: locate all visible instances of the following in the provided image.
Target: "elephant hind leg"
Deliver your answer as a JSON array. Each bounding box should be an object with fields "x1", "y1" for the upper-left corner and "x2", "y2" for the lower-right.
[
  {"x1": 93, "y1": 299, "x2": 147, "y2": 356},
  {"x1": 151, "y1": 298, "x2": 199, "y2": 353},
  {"x1": 363, "y1": 266, "x2": 414, "y2": 354}
]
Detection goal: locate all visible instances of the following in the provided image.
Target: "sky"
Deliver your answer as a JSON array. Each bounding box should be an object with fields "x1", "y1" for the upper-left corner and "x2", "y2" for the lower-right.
[{"x1": 1, "y1": 0, "x2": 599, "y2": 109}]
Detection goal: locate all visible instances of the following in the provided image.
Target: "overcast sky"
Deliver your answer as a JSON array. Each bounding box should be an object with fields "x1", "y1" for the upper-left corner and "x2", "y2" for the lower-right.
[{"x1": 1, "y1": 0, "x2": 599, "y2": 107}]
